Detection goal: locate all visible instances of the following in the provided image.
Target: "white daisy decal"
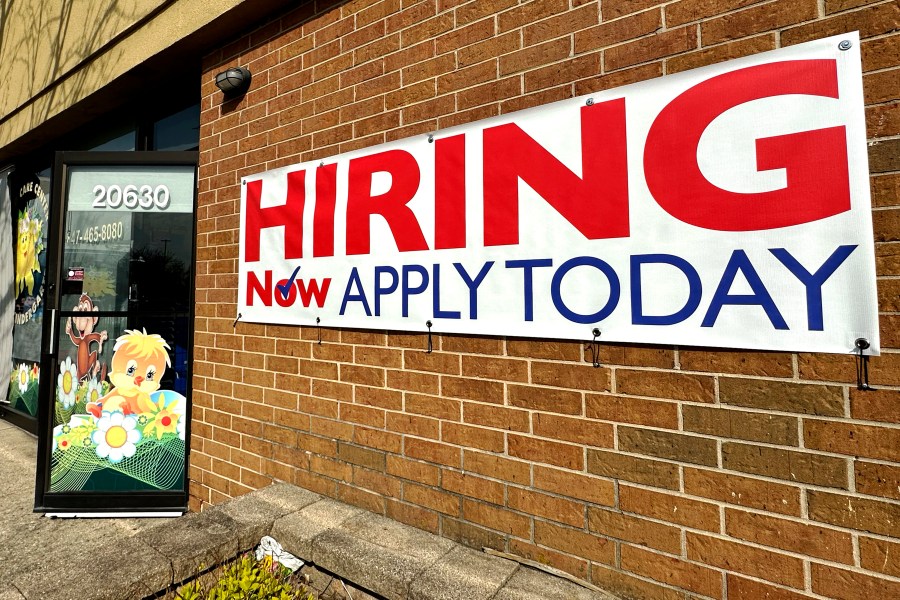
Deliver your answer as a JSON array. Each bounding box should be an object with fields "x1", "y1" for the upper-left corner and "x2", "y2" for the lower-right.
[
  {"x1": 56, "y1": 357, "x2": 78, "y2": 409},
  {"x1": 177, "y1": 414, "x2": 186, "y2": 441},
  {"x1": 16, "y1": 364, "x2": 29, "y2": 393},
  {"x1": 85, "y1": 378, "x2": 103, "y2": 406},
  {"x1": 91, "y1": 411, "x2": 141, "y2": 463}
]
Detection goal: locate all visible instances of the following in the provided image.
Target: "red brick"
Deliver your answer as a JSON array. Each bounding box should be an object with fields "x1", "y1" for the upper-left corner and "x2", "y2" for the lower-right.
[
  {"x1": 509, "y1": 435, "x2": 583, "y2": 470},
  {"x1": 588, "y1": 449, "x2": 680, "y2": 490},
  {"x1": 588, "y1": 507, "x2": 682, "y2": 554},
  {"x1": 534, "y1": 521, "x2": 615, "y2": 565},
  {"x1": 856, "y1": 460, "x2": 900, "y2": 500},
  {"x1": 620, "y1": 485, "x2": 720, "y2": 532},
  {"x1": 441, "y1": 470, "x2": 504, "y2": 504},
  {"x1": 687, "y1": 532, "x2": 805, "y2": 589},
  {"x1": 532, "y1": 414, "x2": 614, "y2": 447},
  {"x1": 463, "y1": 450, "x2": 531, "y2": 485},
  {"x1": 386, "y1": 455, "x2": 439, "y2": 485},
  {"x1": 463, "y1": 499, "x2": 531, "y2": 538},
  {"x1": 782, "y1": 2, "x2": 900, "y2": 46},
  {"x1": 508, "y1": 487, "x2": 585, "y2": 527},
  {"x1": 617, "y1": 369, "x2": 715, "y2": 402},
  {"x1": 860, "y1": 535, "x2": 900, "y2": 578},
  {"x1": 812, "y1": 563, "x2": 900, "y2": 599},
  {"x1": 403, "y1": 482, "x2": 460, "y2": 515},
  {"x1": 461, "y1": 355, "x2": 527, "y2": 381},
  {"x1": 575, "y1": 8, "x2": 662, "y2": 53},
  {"x1": 523, "y1": 4, "x2": 599, "y2": 46},
  {"x1": 679, "y1": 346, "x2": 792, "y2": 377},
  {"x1": 406, "y1": 393, "x2": 461, "y2": 421},
  {"x1": 585, "y1": 394, "x2": 678, "y2": 428},
  {"x1": 404, "y1": 438, "x2": 461, "y2": 467},
  {"x1": 726, "y1": 574, "x2": 815, "y2": 600},
  {"x1": 702, "y1": 0, "x2": 818, "y2": 46},
  {"x1": 441, "y1": 422, "x2": 505, "y2": 452},
  {"x1": 722, "y1": 442, "x2": 848, "y2": 488},
  {"x1": 621, "y1": 545, "x2": 723, "y2": 598},
  {"x1": 720, "y1": 377, "x2": 844, "y2": 416},
  {"x1": 725, "y1": 508, "x2": 854, "y2": 564},
  {"x1": 683, "y1": 405, "x2": 798, "y2": 446},
  {"x1": 532, "y1": 466, "x2": 615, "y2": 506},
  {"x1": 683, "y1": 467, "x2": 802, "y2": 516},
  {"x1": 442, "y1": 517, "x2": 506, "y2": 552},
  {"x1": 804, "y1": 419, "x2": 900, "y2": 461},
  {"x1": 509, "y1": 539, "x2": 589, "y2": 580},
  {"x1": 463, "y1": 403, "x2": 529, "y2": 432},
  {"x1": 605, "y1": 26, "x2": 697, "y2": 71},
  {"x1": 621, "y1": 427, "x2": 718, "y2": 466},
  {"x1": 441, "y1": 376, "x2": 504, "y2": 403},
  {"x1": 665, "y1": 0, "x2": 758, "y2": 27},
  {"x1": 386, "y1": 499, "x2": 439, "y2": 534},
  {"x1": 808, "y1": 490, "x2": 900, "y2": 537},
  {"x1": 508, "y1": 384, "x2": 583, "y2": 414}
]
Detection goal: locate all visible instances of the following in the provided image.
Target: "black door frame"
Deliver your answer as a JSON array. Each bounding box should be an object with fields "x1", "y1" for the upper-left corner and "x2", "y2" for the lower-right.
[{"x1": 34, "y1": 150, "x2": 198, "y2": 513}]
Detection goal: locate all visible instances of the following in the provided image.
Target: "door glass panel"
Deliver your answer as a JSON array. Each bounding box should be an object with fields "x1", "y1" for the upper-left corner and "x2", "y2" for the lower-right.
[
  {"x1": 47, "y1": 161, "x2": 194, "y2": 496},
  {"x1": 8, "y1": 169, "x2": 51, "y2": 418}
]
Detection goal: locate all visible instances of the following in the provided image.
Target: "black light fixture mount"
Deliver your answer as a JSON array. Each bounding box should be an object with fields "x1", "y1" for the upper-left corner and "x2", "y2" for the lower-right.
[{"x1": 215, "y1": 66, "x2": 252, "y2": 96}]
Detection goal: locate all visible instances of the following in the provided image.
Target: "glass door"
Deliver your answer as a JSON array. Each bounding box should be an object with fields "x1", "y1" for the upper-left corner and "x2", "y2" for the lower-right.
[{"x1": 35, "y1": 152, "x2": 197, "y2": 514}]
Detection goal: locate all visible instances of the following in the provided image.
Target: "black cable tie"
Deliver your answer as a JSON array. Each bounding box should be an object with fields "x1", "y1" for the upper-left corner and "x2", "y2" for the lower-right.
[
  {"x1": 316, "y1": 317, "x2": 322, "y2": 345},
  {"x1": 589, "y1": 328, "x2": 601, "y2": 368},
  {"x1": 232, "y1": 312, "x2": 242, "y2": 328},
  {"x1": 855, "y1": 338, "x2": 874, "y2": 391},
  {"x1": 425, "y1": 320, "x2": 433, "y2": 354}
]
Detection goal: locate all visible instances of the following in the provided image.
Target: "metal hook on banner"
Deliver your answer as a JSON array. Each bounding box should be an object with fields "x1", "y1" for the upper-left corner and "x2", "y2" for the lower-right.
[
  {"x1": 588, "y1": 328, "x2": 602, "y2": 368},
  {"x1": 425, "y1": 320, "x2": 433, "y2": 354},
  {"x1": 316, "y1": 317, "x2": 322, "y2": 345},
  {"x1": 233, "y1": 312, "x2": 242, "y2": 329},
  {"x1": 855, "y1": 338, "x2": 874, "y2": 391}
]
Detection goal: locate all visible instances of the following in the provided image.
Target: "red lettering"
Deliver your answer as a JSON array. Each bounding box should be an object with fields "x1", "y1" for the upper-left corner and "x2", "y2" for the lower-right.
[
  {"x1": 297, "y1": 278, "x2": 332, "y2": 308},
  {"x1": 643, "y1": 59, "x2": 849, "y2": 231},
  {"x1": 346, "y1": 150, "x2": 428, "y2": 255},
  {"x1": 435, "y1": 134, "x2": 466, "y2": 249},
  {"x1": 482, "y1": 98, "x2": 629, "y2": 247},
  {"x1": 314, "y1": 163, "x2": 337, "y2": 257},
  {"x1": 244, "y1": 170, "x2": 306, "y2": 262},
  {"x1": 246, "y1": 271, "x2": 272, "y2": 306}
]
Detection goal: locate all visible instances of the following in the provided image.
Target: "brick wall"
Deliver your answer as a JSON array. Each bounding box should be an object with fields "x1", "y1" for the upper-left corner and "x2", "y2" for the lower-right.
[{"x1": 193, "y1": 1, "x2": 900, "y2": 598}]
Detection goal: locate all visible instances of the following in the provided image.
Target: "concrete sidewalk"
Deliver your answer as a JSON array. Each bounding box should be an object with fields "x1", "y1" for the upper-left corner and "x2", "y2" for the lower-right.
[{"x1": 0, "y1": 419, "x2": 618, "y2": 600}]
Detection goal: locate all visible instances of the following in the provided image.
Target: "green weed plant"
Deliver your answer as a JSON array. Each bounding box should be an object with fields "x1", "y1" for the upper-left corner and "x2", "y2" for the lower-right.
[{"x1": 174, "y1": 554, "x2": 314, "y2": 600}]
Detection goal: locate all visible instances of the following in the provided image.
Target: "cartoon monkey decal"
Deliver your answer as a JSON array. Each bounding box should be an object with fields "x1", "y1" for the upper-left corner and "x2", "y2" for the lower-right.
[
  {"x1": 65, "y1": 294, "x2": 108, "y2": 381},
  {"x1": 87, "y1": 328, "x2": 170, "y2": 417}
]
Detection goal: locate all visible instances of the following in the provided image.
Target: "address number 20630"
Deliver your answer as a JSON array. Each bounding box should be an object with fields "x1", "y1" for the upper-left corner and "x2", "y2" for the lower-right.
[{"x1": 92, "y1": 184, "x2": 170, "y2": 210}]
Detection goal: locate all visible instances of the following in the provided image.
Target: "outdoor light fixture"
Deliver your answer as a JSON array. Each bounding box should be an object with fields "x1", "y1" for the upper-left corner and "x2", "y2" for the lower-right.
[{"x1": 215, "y1": 66, "x2": 252, "y2": 96}]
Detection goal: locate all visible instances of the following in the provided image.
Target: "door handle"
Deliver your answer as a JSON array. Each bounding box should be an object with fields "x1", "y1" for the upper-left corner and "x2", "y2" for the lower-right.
[{"x1": 48, "y1": 309, "x2": 57, "y2": 356}]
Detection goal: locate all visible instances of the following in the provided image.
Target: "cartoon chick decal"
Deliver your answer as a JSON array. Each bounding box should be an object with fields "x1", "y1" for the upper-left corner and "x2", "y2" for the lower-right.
[
  {"x1": 16, "y1": 212, "x2": 43, "y2": 296},
  {"x1": 87, "y1": 329, "x2": 170, "y2": 417}
]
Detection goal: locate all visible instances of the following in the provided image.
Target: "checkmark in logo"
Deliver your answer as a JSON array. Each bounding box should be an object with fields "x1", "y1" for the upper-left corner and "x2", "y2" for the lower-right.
[{"x1": 276, "y1": 265, "x2": 302, "y2": 299}]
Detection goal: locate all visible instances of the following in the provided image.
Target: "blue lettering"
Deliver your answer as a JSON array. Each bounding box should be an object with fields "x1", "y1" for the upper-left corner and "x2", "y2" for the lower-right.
[
  {"x1": 702, "y1": 250, "x2": 788, "y2": 330},
  {"x1": 631, "y1": 254, "x2": 702, "y2": 325},
  {"x1": 506, "y1": 259, "x2": 553, "y2": 321},
  {"x1": 374, "y1": 266, "x2": 399, "y2": 316},
  {"x1": 454, "y1": 261, "x2": 494, "y2": 319},
  {"x1": 550, "y1": 256, "x2": 620, "y2": 324},
  {"x1": 770, "y1": 245, "x2": 856, "y2": 331},
  {"x1": 340, "y1": 267, "x2": 372, "y2": 316}
]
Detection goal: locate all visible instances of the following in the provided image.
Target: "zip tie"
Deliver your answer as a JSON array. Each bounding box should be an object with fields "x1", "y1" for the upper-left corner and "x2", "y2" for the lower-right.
[{"x1": 425, "y1": 320, "x2": 433, "y2": 354}]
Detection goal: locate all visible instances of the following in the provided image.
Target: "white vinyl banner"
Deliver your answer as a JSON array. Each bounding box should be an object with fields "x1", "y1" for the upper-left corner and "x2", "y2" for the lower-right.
[{"x1": 239, "y1": 33, "x2": 879, "y2": 355}]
